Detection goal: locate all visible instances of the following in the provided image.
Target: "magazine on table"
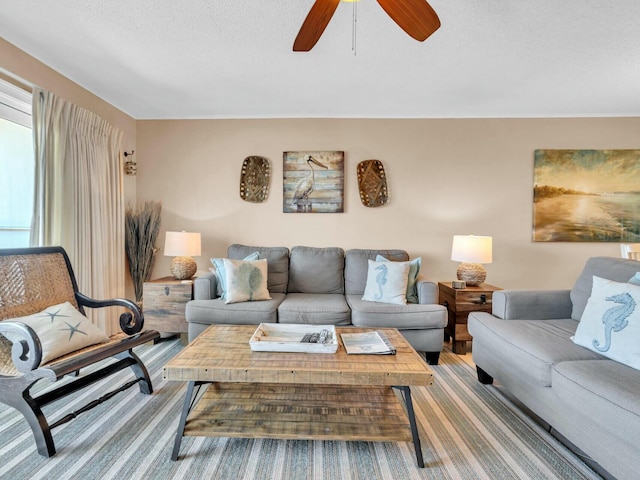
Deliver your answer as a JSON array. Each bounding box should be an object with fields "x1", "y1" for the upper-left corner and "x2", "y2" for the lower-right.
[{"x1": 340, "y1": 331, "x2": 396, "y2": 355}]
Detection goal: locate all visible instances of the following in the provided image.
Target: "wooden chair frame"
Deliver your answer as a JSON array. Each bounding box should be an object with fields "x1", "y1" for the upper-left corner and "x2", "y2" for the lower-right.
[{"x1": 0, "y1": 246, "x2": 160, "y2": 457}]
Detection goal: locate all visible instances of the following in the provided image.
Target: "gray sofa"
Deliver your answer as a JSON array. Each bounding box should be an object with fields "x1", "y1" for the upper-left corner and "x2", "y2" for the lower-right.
[
  {"x1": 468, "y1": 257, "x2": 640, "y2": 480},
  {"x1": 186, "y1": 244, "x2": 447, "y2": 363}
]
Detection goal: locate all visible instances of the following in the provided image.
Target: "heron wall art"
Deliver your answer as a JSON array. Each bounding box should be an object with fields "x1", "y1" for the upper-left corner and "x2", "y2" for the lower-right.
[{"x1": 283, "y1": 151, "x2": 344, "y2": 213}]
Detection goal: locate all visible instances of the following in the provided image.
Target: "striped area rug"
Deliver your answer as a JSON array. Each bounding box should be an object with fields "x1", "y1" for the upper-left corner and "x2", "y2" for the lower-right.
[{"x1": 0, "y1": 339, "x2": 602, "y2": 480}]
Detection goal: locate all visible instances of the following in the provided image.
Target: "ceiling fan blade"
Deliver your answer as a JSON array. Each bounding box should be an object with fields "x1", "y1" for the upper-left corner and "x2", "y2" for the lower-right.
[
  {"x1": 376, "y1": 0, "x2": 441, "y2": 42},
  {"x1": 293, "y1": 0, "x2": 341, "y2": 51}
]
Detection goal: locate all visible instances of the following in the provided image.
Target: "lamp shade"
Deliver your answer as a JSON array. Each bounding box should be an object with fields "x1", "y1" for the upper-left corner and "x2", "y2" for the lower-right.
[
  {"x1": 164, "y1": 231, "x2": 201, "y2": 280},
  {"x1": 451, "y1": 235, "x2": 492, "y2": 264},
  {"x1": 164, "y1": 231, "x2": 201, "y2": 257}
]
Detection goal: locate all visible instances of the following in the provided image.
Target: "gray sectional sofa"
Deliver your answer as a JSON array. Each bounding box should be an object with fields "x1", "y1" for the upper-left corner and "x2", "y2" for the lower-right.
[
  {"x1": 468, "y1": 257, "x2": 640, "y2": 480},
  {"x1": 186, "y1": 244, "x2": 447, "y2": 363}
]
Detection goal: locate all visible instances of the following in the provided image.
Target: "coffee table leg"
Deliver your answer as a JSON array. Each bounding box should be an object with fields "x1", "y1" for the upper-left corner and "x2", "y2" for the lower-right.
[
  {"x1": 395, "y1": 386, "x2": 425, "y2": 468},
  {"x1": 171, "y1": 381, "x2": 205, "y2": 461}
]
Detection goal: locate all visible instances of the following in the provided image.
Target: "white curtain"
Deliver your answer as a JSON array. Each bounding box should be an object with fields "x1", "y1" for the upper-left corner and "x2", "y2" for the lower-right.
[{"x1": 30, "y1": 88, "x2": 125, "y2": 335}]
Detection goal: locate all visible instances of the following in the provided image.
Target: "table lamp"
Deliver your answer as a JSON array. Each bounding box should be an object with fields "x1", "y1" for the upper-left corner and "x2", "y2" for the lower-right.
[
  {"x1": 164, "y1": 231, "x2": 201, "y2": 280},
  {"x1": 451, "y1": 235, "x2": 492, "y2": 286}
]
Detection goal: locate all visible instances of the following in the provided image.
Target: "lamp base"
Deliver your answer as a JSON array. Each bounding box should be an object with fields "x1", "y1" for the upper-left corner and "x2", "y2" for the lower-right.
[
  {"x1": 170, "y1": 256, "x2": 197, "y2": 280},
  {"x1": 456, "y1": 263, "x2": 486, "y2": 287}
]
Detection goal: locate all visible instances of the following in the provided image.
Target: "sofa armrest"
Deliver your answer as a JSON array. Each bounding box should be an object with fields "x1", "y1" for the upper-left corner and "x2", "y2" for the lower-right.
[
  {"x1": 193, "y1": 272, "x2": 218, "y2": 300},
  {"x1": 417, "y1": 279, "x2": 438, "y2": 304},
  {"x1": 492, "y1": 289, "x2": 572, "y2": 320}
]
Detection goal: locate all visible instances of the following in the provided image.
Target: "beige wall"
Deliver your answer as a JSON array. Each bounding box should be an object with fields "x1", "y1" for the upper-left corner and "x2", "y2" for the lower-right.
[{"x1": 137, "y1": 117, "x2": 639, "y2": 290}]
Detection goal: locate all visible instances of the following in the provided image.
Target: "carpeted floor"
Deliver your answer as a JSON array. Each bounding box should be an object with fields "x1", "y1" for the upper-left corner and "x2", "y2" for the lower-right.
[{"x1": 0, "y1": 338, "x2": 602, "y2": 480}]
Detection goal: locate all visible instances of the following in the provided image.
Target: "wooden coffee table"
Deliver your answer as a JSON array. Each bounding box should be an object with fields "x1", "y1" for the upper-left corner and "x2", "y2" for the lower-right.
[{"x1": 163, "y1": 325, "x2": 434, "y2": 467}]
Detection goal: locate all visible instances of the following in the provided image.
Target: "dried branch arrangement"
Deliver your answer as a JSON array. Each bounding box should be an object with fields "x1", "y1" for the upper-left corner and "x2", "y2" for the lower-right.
[{"x1": 125, "y1": 201, "x2": 162, "y2": 302}]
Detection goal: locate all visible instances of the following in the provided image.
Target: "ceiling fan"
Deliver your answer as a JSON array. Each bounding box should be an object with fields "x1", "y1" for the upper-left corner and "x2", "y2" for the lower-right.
[{"x1": 293, "y1": 0, "x2": 441, "y2": 52}]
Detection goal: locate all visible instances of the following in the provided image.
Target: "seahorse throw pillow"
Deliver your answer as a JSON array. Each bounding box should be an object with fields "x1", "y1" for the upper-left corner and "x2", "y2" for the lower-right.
[
  {"x1": 362, "y1": 259, "x2": 410, "y2": 305},
  {"x1": 572, "y1": 276, "x2": 640, "y2": 370},
  {"x1": 223, "y1": 258, "x2": 271, "y2": 304},
  {"x1": 376, "y1": 254, "x2": 422, "y2": 304}
]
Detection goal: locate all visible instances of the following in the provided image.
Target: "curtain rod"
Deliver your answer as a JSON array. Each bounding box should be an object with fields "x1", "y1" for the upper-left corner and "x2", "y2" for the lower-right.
[{"x1": 0, "y1": 68, "x2": 34, "y2": 93}]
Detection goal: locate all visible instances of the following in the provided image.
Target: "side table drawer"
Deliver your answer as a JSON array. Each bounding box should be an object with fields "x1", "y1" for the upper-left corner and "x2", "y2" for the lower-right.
[{"x1": 438, "y1": 282, "x2": 501, "y2": 355}]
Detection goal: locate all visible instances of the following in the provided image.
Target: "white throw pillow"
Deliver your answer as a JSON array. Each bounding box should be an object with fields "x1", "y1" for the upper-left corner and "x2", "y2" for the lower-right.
[
  {"x1": 376, "y1": 254, "x2": 422, "y2": 303},
  {"x1": 572, "y1": 276, "x2": 640, "y2": 370},
  {"x1": 211, "y1": 251, "x2": 260, "y2": 299},
  {"x1": 362, "y1": 259, "x2": 410, "y2": 305},
  {"x1": 223, "y1": 258, "x2": 271, "y2": 304},
  {"x1": 3, "y1": 302, "x2": 109, "y2": 365}
]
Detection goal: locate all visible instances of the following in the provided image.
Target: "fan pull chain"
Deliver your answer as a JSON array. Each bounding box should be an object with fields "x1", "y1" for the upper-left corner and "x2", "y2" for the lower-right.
[{"x1": 351, "y1": 0, "x2": 358, "y2": 55}]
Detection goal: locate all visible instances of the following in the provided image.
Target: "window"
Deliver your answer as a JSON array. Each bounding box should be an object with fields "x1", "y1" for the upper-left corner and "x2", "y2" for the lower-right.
[{"x1": 0, "y1": 79, "x2": 33, "y2": 248}]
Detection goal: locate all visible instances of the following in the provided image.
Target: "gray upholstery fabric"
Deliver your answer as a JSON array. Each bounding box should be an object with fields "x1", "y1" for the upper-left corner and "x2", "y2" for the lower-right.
[
  {"x1": 228, "y1": 244, "x2": 290, "y2": 294},
  {"x1": 344, "y1": 249, "x2": 409, "y2": 295},
  {"x1": 347, "y1": 294, "x2": 447, "y2": 329},
  {"x1": 492, "y1": 289, "x2": 573, "y2": 320},
  {"x1": 469, "y1": 257, "x2": 640, "y2": 480},
  {"x1": 186, "y1": 244, "x2": 446, "y2": 357},
  {"x1": 570, "y1": 256, "x2": 640, "y2": 320},
  {"x1": 467, "y1": 313, "x2": 602, "y2": 387},
  {"x1": 416, "y1": 280, "x2": 438, "y2": 304},
  {"x1": 399, "y1": 328, "x2": 447, "y2": 354},
  {"x1": 278, "y1": 293, "x2": 351, "y2": 325},
  {"x1": 553, "y1": 360, "x2": 640, "y2": 420},
  {"x1": 551, "y1": 360, "x2": 640, "y2": 480},
  {"x1": 287, "y1": 246, "x2": 345, "y2": 294},
  {"x1": 193, "y1": 271, "x2": 217, "y2": 300},
  {"x1": 186, "y1": 293, "x2": 285, "y2": 330}
]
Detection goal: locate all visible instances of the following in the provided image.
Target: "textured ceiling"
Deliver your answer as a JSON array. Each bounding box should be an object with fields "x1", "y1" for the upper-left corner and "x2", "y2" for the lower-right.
[{"x1": 1, "y1": 0, "x2": 640, "y2": 119}]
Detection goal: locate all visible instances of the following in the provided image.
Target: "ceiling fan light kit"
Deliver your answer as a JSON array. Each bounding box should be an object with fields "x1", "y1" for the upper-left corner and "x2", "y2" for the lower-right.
[{"x1": 293, "y1": 0, "x2": 441, "y2": 52}]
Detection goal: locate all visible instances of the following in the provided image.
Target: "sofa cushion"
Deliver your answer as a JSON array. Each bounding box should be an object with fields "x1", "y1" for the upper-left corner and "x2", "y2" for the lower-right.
[
  {"x1": 186, "y1": 293, "x2": 286, "y2": 325},
  {"x1": 552, "y1": 359, "x2": 640, "y2": 465},
  {"x1": 376, "y1": 254, "x2": 421, "y2": 303},
  {"x1": 573, "y1": 276, "x2": 640, "y2": 370},
  {"x1": 278, "y1": 293, "x2": 351, "y2": 325},
  {"x1": 345, "y1": 249, "x2": 409, "y2": 296},
  {"x1": 552, "y1": 359, "x2": 640, "y2": 421},
  {"x1": 287, "y1": 246, "x2": 344, "y2": 294},
  {"x1": 347, "y1": 295, "x2": 446, "y2": 330},
  {"x1": 228, "y1": 244, "x2": 289, "y2": 294},
  {"x1": 467, "y1": 314, "x2": 603, "y2": 387},
  {"x1": 362, "y1": 259, "x2": 409, "y2": 305},
  {"x1": 223, "y1": 258, "x2": 271, "y2": 304},
  {"x1": 570, "y1": 256, "x2": 640, "y2": 320}
]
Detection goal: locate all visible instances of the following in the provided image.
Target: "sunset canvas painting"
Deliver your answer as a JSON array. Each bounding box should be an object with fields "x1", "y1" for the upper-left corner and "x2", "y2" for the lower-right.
[{"x1": 533, "y1": 149, "x2": 640, "y2": 242}]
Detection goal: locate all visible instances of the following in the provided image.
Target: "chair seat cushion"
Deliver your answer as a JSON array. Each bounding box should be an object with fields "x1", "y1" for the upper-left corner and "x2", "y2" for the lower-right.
[
  {"x1": 347, "y1": 294, "x2": 447, "y2": 329},
  {"x1": 278, "y1": 293, "x2": 351, "y2": 325}
]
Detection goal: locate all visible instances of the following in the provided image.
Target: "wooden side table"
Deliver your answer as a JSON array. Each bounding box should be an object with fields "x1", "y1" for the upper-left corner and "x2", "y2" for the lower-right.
[
  {"x1": 143, "y1": 276, "x2": 193, "y2": 343},
  {"x1": 438, "y1": 282, "x2": 501, "y2": 355}
]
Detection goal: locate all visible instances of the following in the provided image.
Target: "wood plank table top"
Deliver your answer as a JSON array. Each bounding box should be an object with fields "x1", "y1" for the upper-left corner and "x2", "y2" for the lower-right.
[
  {"x1": 163, "y1": 325, "x2": 434, "y2": 387},
  {"x1": 166, "y1": 325, "x2": 434, "y2": 466}
]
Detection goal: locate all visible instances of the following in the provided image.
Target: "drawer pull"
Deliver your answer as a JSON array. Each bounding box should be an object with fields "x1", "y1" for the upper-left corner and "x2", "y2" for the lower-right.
[{"x1": 164, "y1": 287, "x2": 170, "y2": 296}]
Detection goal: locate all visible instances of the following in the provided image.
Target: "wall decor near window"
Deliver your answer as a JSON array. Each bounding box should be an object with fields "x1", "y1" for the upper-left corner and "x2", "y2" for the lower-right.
[
  {"x1": 533, "y1": 149, "x2": 640, "y2": 242},
  {"x1": 240, "y1": 155, "x2": 271, "y2": 203},
  {"x1": 357, "y1": 159, "x2": 388, "y2": 207},
  {"x1": 283, "y1": 151, "x2": 344, "y2": 213}
]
